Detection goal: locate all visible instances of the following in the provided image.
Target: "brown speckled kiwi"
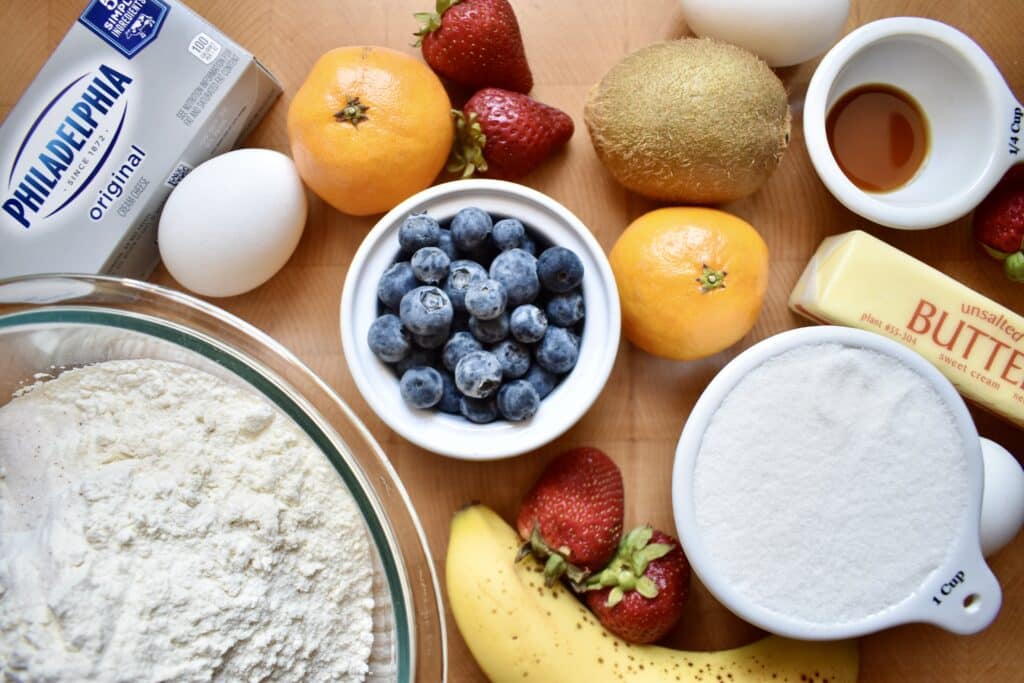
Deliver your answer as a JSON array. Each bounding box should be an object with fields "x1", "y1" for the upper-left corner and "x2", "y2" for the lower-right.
[{"x1": 584, "y1": 38, "x2": 791, "y2": 204}]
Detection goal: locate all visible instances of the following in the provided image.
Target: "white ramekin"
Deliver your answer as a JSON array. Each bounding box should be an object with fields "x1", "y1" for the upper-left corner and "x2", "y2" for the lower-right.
[
  {"x1": 340, "y1": 179, "x2": 620, "y2": 461},
  {"x1": 804, "y1": 17, "x2": 1022, "y2": 230}
]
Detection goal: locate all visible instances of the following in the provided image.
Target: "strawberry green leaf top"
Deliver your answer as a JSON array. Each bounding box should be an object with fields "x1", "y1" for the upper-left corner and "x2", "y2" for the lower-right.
[
  {"x1": 413, "y1": 0, "x2": 462, "y2": 45},
  {"x1": 1005, "y1": 251, "x2": 1024, "y2": 282},
  {"x1": 583, "y1": 527, "x2": 691, "y2": 644},
  {"x1": 448, "y1": 110, "x2": 488, "y2": 177}
]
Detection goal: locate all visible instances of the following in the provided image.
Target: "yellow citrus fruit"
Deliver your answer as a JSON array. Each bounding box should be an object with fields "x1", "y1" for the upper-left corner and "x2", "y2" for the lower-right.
[
  {"x1": 609, "y1": 207, "x2": 769, "y2": 360},
  {"x1": 287, "y1": 46, "x2": 453, "y2": 216}
]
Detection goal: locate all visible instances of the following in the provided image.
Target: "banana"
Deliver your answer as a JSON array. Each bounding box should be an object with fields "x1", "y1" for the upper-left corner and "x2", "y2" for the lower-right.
[{"x1": 447, "y1": 504, "x2": 859, "y2": 683}]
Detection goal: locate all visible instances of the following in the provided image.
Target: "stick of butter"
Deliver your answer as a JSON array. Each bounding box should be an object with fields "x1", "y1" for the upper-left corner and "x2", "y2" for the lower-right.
[{"x1": 790, "y1": 230, "x2": 1024, "y2": 429}]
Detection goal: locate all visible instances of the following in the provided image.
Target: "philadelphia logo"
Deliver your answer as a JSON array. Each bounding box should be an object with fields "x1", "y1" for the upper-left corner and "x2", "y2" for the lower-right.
[{"x1": 2, "y1": 64, "x2": 133, "y2": 230}]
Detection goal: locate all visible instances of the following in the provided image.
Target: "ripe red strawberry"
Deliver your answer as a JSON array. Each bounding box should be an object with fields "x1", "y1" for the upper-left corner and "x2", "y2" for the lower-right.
[
  {"x1": 583, "y1": 527, "x2": 690, "y2": 644},
  {"x1": 515, "y1": 447, "x2": 624, "y2": 586},
  {"x1": 414, "y1": 0, "x2": 533, "y2": 93},
  {"x1": 973, "y1": 164, "x2": 1024, "y2": 282},
  {"x1": 449, "y1": 88, "x2": 574, "y2": 180}
]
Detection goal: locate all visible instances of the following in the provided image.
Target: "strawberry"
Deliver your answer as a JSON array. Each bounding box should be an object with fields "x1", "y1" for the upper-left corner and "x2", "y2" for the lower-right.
[
  {"x1": 414, "y1": 0, "x2": 533, "y2": 94},
  {"x1": 583, "y1": 527, "x2": 690, "y2": 644},
  {"x1": 449, "y1": 88, "x2": 574, "y2": 180},
  {"x1": 515, "y1": 447, "x2": 624, "y2": 586},
  {"x1": 973, "y1": 164, "x2": 1024, "y2": 282}
]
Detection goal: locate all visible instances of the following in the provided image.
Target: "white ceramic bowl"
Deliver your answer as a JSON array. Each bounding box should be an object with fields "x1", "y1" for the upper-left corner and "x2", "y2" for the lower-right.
[
  {"x1": 804, "y1": 17, "x2": 1022, "y2": 229},
  {"x1": 340, "y1": 180, "x2": 620, "y2": 460},
  {"x1": 672, "y1": 326, "x2": 1010, "y2": 639}
]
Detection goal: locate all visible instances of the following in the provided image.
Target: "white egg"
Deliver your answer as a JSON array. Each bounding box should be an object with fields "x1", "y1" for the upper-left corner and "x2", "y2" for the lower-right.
[
  {"x1": 679, "y1": 0, "x2": 850, "y2": 67},
  {"x1": 979, "y1": 438, "x2": 1024, "y2": 558},
  {"x1": 158, "y1": 149, "x2": 307, "y2": 298}
]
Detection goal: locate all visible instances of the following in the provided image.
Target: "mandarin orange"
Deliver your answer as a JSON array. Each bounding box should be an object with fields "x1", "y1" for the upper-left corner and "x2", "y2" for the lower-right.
[
  {"x1": 609, "y1": 207, "x2": 769, "y2": 360},
  {"x1": 287, "y1": 46, "x2": 453, "y2": 216}
]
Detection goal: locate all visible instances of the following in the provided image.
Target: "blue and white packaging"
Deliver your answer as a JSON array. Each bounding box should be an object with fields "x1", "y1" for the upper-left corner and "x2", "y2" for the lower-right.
[{"x1": 0, "y1": 0, "x2": 281, "y2": 279}]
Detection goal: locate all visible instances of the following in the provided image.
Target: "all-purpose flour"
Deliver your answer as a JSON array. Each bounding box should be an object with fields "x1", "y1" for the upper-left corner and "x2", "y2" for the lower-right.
[
  {"x1": 0, "y1": 359, "x2": 374, "y2": 681},
  {"x1": 694, "y1": 344, "x2": 968, "y2": 624}
]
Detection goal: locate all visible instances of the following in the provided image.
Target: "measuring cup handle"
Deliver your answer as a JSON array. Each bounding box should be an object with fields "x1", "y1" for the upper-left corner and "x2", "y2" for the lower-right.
[
  {"x1": 979, "y1": 437, "x2": 1024, "y2": 557},
  {"x1": 911, "y1": 438, "x2": 1018, "y2": 635},
  {"x1": 998, "y1": 95, "x2": 1024, "y2": 173},
  {"x1": 915, "y1": 552, "x2": 1002, "y2": 635}
]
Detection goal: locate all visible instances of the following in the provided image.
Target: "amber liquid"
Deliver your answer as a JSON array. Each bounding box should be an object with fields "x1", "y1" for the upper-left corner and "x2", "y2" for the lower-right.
[{"x1": 826, "y1": 84, "x2": 929, "y2": 192}]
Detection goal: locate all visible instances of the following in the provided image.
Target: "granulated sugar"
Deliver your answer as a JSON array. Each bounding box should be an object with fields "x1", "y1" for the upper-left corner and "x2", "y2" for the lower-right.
[{"x1": 693, "y1": 343, "x2": 968, "y2": 624}]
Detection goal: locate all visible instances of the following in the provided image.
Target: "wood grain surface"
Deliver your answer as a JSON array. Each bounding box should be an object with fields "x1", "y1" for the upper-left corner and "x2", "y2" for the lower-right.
[{"x1": 3, "y1": 1, "x2": 1023, "y2": 681}]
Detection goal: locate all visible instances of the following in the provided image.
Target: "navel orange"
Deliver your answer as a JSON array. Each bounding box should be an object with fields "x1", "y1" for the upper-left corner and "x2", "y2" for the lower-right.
[
  {"x1": 287, "y1": 46, "x2": 453, "y2": 216},
  {"x1": 609, "y1": 207, "x2": 769, "y2": 360}
]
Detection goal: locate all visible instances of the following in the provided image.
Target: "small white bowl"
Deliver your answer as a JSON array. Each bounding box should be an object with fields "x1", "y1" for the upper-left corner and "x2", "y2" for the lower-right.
[
  {"x1": 340, "y1": 179, "x2": 620, "y2": 460},
  {"x1": 672, "y1": 326, "x2": 1011, "y2": 639},
  {"x1": 804, "y1": 17, "x2": 1022, "y2": 230}
]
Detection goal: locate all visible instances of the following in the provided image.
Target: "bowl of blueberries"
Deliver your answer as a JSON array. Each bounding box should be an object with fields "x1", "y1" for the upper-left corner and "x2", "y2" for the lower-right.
[{"x1": 340, "y1": 179, "x2": 620, "y2": 460}]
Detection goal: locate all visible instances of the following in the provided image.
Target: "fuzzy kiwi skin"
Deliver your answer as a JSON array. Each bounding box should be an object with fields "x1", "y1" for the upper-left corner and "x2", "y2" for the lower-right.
[{"x1": 584, "y1": 38, "x2": 791, "y2": 204}]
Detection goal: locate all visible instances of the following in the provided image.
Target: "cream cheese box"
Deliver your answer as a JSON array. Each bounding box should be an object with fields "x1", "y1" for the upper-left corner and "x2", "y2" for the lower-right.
[{"x1": 0, "y1": 0, "x2": 281, "y2": 279}]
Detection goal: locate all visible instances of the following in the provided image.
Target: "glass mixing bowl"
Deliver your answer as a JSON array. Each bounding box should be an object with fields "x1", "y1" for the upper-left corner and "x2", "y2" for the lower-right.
[{"x1": 0, "y1": 274, "x2": 446, "y2": 681}]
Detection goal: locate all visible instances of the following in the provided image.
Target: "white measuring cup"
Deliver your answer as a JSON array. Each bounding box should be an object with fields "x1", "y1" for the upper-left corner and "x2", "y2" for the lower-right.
[
  {"x1": 672, "y1": 326, "x2": 1023, "y2": 639},
  {"x1": 804, "y1": 17, "x2": 1022, "y2": 230}
]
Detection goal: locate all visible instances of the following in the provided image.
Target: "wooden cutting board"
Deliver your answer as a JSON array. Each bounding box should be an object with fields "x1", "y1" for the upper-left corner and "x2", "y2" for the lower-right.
[{"x1": 2, "y1": 1, "x2": 1022, "y2": 680}]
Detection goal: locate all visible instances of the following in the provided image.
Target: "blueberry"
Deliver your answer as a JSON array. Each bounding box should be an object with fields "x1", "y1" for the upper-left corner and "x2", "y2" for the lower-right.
[
  {"x1": 509, "y1": 304, "x2": 548, "y2": 344},
  {"x1": 454, "y1": 350, "x2": 503, "y2": 398},
  {"x1": 411, "y1": 247, "x2": 450, "y2": 284},
  {"x1": 491, "y1": 339, "x2": 531, "y2": 379},
  {"x1": 497, "y1": 380, "x2": 540, "y2": 421},
  {"x1": 412, "y1": 330, "x2": 449, "y2": 349},
  {"x1": 395, "y1": 347, "x2": 440, "y2": 376},
  {"x1": 442, "y1": 331, "x2": 484, "y2": 372},
  {"x1": 490, "y1": 248, "x2": 540, "y2": 307},
  {"x1": 545, "y1": 290, "x2": 585, "y2": 327},
  {"x1": 377, "y1": 261, "x2": 419, "y2": 311},
  {"x1": 469, "y1": 312, "x2": 510, "y2": 344},
  {"x1": 400, "y1": 367, "x2": 444, "y2": 409},
  {"x1": 520, "y1": 238, "x2": 537, "y2": 256},
  {"x1": 444, "y1": 260, "x2": 488, "y2": 313},
  {"x1": 535, "y1": 326, "x2": 579, "y2": 374},
  {"x1": 437, "y1": 229, "x2": 458, "y2": 260},
  {"x1": 464, "y1": 278, "x2": 508, "y2": 320},
  {"x1": 399, "y1": 286, "x2": 453, "y2": 336},
  {"x1": 460, "y1": 396, "x2": 499, "y2": 424},
  {"x1": 537, "y1": 246, "x2": 584, "y2": 293},
  {"x1": 399, "y1": 213, "x2": 441, "y2": 253},
  {"x1": 368, "y1": 314, "x2": 410, "y2": 363},
  {"x1": 525, "y1": 364, "x2": 558, "y2": 399},
  {"x1": 450, "y1": 207, "x2": 492, "y2": 251},
  {"x1": 492, "y1": 218, "x2": 526, "y2": 251},
  {"x1": 437, "y1": 373, "x2": 462, "y2": 414}
]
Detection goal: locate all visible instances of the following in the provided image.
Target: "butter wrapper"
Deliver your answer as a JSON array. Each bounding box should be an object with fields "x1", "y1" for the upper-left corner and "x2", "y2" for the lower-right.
[{"x1": 790, "y1": 230, "x2": 1024, "y2": 429}]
